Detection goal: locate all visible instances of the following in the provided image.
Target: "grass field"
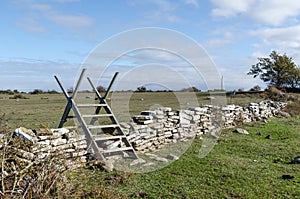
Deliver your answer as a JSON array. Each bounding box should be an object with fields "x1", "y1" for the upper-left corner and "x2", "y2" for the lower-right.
[
  {"x1": 0, "y1": 91, "x2": 264, "y2": 128},
  {"x1": 57, "y1": 117, "x2": 300, "y2": 198},
  {"x1": 0, "y1": 92, "x2": 299, "y2": 198}
]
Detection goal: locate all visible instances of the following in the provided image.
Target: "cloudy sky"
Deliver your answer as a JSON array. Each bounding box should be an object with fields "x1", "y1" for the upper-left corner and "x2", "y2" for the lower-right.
[{"x1": 1, "y1": 0, "x2": 300, "y2": 92}]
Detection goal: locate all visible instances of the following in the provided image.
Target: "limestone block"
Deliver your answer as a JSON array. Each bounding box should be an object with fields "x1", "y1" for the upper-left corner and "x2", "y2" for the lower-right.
[
  {"x1": 51, "y1": 138, "x2": 68, "y2": 146},
  {"x1": 106, "y1": 140, "x2": 121, "y2": 150},
  {"x1": 168, "y1": 111, "x2": 175, "y2": 116},
  {"x1": 120, "y1": 122, "x2": 131, "y2": 129},
  {"x1": 164, "y1": 131, "x2": 172, "y2": 137},
  {"x1": 38, "y1": 135, "x2": 49, "y2": 141},
  {"x1": 135, "y1": 145, "x2": 147, "y2": 151},
  {"x1": 127, "y1": 133, "x2": 138, "y2": 140},
  {"x1": 140, "y1": 133, "x2": 149, "y2": 138},
  {"x1": 130, "y1": 158, "x2": 146, "y2": 166},
  {"x1": 142, "y1": 162, "x2": 155, "y2": 167},
  {"x1": 51, "y1": 128, "x2": 69, "y2": 135},
  {"x1": 180, "y1": 118, "x2": 191, "y2": 124},
  {"x1": 184, "y1": 110, "x2": 195, "y2": 115},
  {"x1": 150, "y1": 123, "x2": 164, "y2": 130},
  {"x1": 166, "y1": 154, "x2": 179, "y2": 160},
  {"x1": 172, "y1": 133, "x2": 180, "y2": 139},
  {"x1": 141, "y1": 120, "x2": 154, "y2": 124},
  {"x1": 222, "y1": 105, "x2": 235, "y2": 111},
  {"x1": 132, "y1": 139, "x2": 143, "y2": 145},
  {"x1": 192, "y1": 115, "x2": 200, "y2": 121},
  {"x1": 128, "y1": 135, "x2": 141, "y2": 143},
  {"x1": 234, "y1": 128, "x2": 249, "y2": 135},
  {"x1": 141, "y1": 111, "x2": 156, "y2": 116},
  {"x1": 14, "y1": 127, "x2": 37, "y2": 143},
  {"x1": 153, "y1": 114, "x2": 165, "y2": 120},
  {"x1": 164, "y1": 122, "x2": 174, "y2": 128},
  {"x1": 71, "y1": 151, "x2": 87, "y2": 157},
  {"x1": 158, "y1": 107, "x2": 172, "y2": 112},
  {"x1": 171, "y1": 115, "x2": 180, "y2": 120},
  {"x1": 154, "y1": 110, "x2": 164, "y2": 115},
  {"x1": 143, "y1": 134, "x2": 156, "y2": 139},
  {"x1": 200, "y1": 117, "x2": 210, "y2": 122}
]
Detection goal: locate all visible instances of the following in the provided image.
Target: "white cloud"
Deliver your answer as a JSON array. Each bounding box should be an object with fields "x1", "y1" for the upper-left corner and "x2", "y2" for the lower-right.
[
  {"x1": 152, "y1": 0, "x2": 177, "y2": 12},
  {"x1": 15, "y1": 16, "x2": 46, "y2": 33},
  {"x1": 130, "y1": 50, "x2": 183, "y2": 63},
  {"x1": 206, "y1": 31, "x2": 234, "y2": 47},
  {"x1": 30, "y1": 3, "x2": 51, "y2": 11},
  {"x1": 211, "y1": 0, "x2": 300, "y2": 26},
  {"x1": 250, "y1": 51, "x2": 268, "y2": 59},
  {"x1": 211, "y1": 0, "x2": 255, "y2": 17},
  {"x1": 129, "y1": 0, "x2": 184, "y2": 23},
  {"x1": 250, "y1": 0, "x2": 300, "y2": 26},
  {"x1": 14, "y1": 1, "x2": 93, "y2": 33},
  {"x1": 0, "y1": 58, "x2": 78, "y2": 91},
  {"x1": 251, "y1": 25, "x2": 300, "y2": 64},
  {"x1": 47, "y1": 13, "x2": 93, "y2": 31},
  {"x1": 147, "y1": 11, "x2": 182, "y2": 23},
  {"x1": 251, "y1": 25, "x2": 300, "y2": 49},
  {"x1": 184, "y1": 0, "x2": 199, "y2": 8}
]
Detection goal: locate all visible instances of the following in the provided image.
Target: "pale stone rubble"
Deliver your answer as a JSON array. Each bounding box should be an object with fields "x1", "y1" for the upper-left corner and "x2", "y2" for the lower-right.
[{"x1": 10, "y1": 127, "x2": 87, "y2": 169}]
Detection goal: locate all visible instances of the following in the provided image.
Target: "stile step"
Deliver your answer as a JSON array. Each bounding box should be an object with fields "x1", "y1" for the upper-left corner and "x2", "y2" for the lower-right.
[
  {"x1": 94, "y1": 135, "x2": 125, "y2": 141},
  {"x1": 88, "y1": 124, "x2": 119, "y2": 129},
  {"x1": 103, "y1": 147, "x2": 135, "y2": 154},
  {"x1": 82, "y1": 114, "x2": 113, "y2": 117},
  {"x1": 76, "y1": 104, "x2": 107, "y2": 107}
]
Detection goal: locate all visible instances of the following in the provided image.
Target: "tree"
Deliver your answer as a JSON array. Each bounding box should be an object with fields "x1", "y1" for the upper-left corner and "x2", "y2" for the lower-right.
[
  {"x1": 30, "y1": 89, "x2": 44, "y2": 94},
  {"x1": 96, "y1": 85, "x2": 107, "y2": 93},
  {"x1": 180, "y1": 87, "x2": 201, "y2": 92},
  {"x1": 136, "y1": 86, "x2": 147, "y2": 92},
  {"x1": 67, "y1": 87, "x2": 73, "y2": 93},
  {"x1": 247, "y1": 51, "x2": 300, "y2": 89},
  {"x1": 250, "y1": 85, "x2": 261, "y2": 91}
]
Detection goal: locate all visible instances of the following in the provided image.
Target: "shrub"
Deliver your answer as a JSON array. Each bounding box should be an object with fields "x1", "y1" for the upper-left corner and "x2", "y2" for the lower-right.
[
  {"x1": 30, "y1": 89, "x2": 44, "y2": 95},
  {"x1": 283, "y1": 101, "x2": 300, "y2": 116},
  {"x1": 0, "y1": 120, "x2": 68, "y2": 198},
  {"x1": 9, "y1": 94, "x2": 29, "y2": 99}
]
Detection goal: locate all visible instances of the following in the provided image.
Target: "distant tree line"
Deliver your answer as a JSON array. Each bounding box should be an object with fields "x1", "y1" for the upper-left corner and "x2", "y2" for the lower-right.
[
  {"x1": 0, "y1": 84, "x2": 269, "y2": 95},
  {"x1": 0, "y1": 89, "x2": 20, "y2": 95},
  {"x1": 0, "y1": 87, "x2": 249, "y2": 94},
  {"x1": 135, "y1": 86, "x2": 201, "y2": 92},
  {"x1": 0, "y1": 89, "x2": 59, "y2": 95}
]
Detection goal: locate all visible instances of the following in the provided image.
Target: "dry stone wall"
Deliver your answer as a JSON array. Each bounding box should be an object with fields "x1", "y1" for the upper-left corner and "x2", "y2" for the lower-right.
[
  {"x1": 121, "y1": 101, "x2": 288, "y2": 153},
  {"x1": 11, "y1": 127, "x2": 87, "y2": 168},
  {"x1": 2, "y1": 100, "x2": 288, "y2": 169}
]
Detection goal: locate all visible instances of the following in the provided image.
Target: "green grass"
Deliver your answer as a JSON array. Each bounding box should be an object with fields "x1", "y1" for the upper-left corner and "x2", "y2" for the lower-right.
[
  {"x1": 0, "y1": 92, "x2": 215, "y2": 128},
  {"x1": 56, "y1": 116, "x2": 300, "y2": 198},
  {"x1": 0, "y1": 93, "x2": 66, "y2": 129},
  {"x1": 1, "y1": 92, "x2": 299, "y2": 198},
  {"x1": 111, "y1": 117, "x2": 299, "y2": 198}
]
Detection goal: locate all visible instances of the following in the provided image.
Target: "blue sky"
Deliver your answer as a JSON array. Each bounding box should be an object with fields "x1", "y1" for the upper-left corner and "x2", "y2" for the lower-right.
[{"x1": 1, "y1": 0, "x2": 300, "y2": 92}]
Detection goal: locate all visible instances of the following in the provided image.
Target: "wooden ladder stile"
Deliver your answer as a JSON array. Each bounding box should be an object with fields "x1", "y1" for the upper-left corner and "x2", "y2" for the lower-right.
[
  {"x1": 86, "y1": 75, "x2": 138, "y2": 159},
  {"x1": 54, "y1": 69, "x2": 138, "y2": 162}
]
